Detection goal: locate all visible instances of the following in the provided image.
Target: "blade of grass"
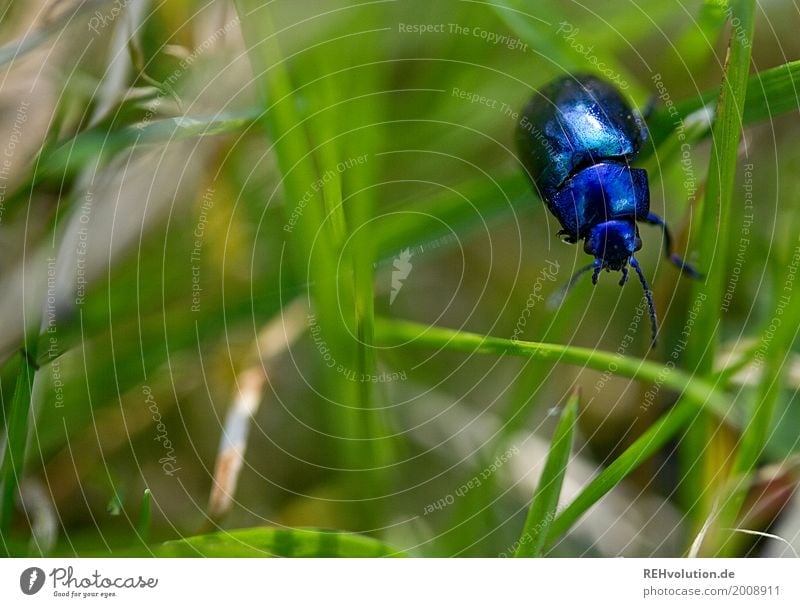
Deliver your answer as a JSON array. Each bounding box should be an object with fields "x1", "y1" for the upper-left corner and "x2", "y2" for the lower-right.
[
  {"x1": 545, "y1": 395, "x2": 700, "y2": 547},
  {"x1": 0, "y1": 345, "x2": 39, "y2": 548},
  {"x1": 338, "y1": 60, "x2": 397, "y2": 498},
  {"x1": 712, "y1": 214, "x2": 800, "y2": 555},
  {"x1": 648, "y1": 58, "x2": 800, "y2": 149},
  {"x1": 298, "y1": 52, "x2": 380, "y2": 481},
  {"x1": 233, "y1": 0, "x2": 347, "y2": 446},
  {"x1": 679, "y1": 0, "x2": 756, "y2": 525},
  {"x1": 233, "y1": 0, "x2": 381, "y2": 529},
  {"x1": 9, "y1": 57, "x2": 794, "y2": 227},
  {"x1": 374, "y1": 317, "x2": 730, "y2": 417},
  {"x1": 2, "y1": 109, "x2": 260, "y2": 225},
  {"x1": 515, "y1": 389, "x2": 578, "y2": 557},
  {"x1": 304, "y1": 52, "x2": 348, "y2": 249},
  {"x1": 374, "y1": 317, "x2": 728, "y2": 545},
  {"x1": 298, "y1": 49, "x2": 390, "y2": 520},
  {"x1": 148, "y1": 527, "x2": 405, "y2": 557},
  {"x1": 136, "y1": 488, "x2": 152, "y2": 544},
  {"x1": 663, "y1": 0, "x2": 730, "y2": 78}
]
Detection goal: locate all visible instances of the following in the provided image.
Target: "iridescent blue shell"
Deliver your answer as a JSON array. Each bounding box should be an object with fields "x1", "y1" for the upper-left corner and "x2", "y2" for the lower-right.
[
  {"x1": 516, "y1": 74, "x2": 647, "y2": 201},
  {"x1": 515, "y1": 74, "x2": 701, "y2": 346}
]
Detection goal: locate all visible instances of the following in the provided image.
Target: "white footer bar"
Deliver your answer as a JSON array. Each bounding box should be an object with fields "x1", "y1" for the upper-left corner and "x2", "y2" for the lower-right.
[{"x1": 1, "y1": 558, "x2": 798, "y2": 606}]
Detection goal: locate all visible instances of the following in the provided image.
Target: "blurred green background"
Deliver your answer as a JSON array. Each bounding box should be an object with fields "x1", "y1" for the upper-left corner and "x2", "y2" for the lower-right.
[{"x1": 0, "y1": 0, "x2": 798, "y2": 557}]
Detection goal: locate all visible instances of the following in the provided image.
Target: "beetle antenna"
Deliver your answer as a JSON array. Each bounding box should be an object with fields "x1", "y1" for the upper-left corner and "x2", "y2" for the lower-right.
[
  {"x1": 630, "y1": 256, "x2": 658, "y2": 347},
  {"x1": 547, "y1": 260, "x2": 600, "y2": 309}
]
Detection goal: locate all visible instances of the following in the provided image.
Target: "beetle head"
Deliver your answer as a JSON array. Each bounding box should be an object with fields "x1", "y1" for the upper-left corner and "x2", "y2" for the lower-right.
[
  {"x1": 553, "y1": 219, "x2": 657, "y2": 346},
  {"x1": 584, "y1": 220, "x2": 641, "y2": 270}
]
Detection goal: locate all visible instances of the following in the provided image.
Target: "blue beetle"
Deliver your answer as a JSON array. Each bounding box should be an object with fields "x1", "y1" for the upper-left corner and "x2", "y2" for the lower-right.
[{"x1": 516, "y1": 74, "x2": 700, "y2": 344}]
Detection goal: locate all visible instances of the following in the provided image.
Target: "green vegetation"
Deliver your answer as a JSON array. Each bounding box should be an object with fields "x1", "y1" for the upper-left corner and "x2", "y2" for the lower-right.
[{"x1": 0, "y1": 0, "x2": 798, "y2": 557}]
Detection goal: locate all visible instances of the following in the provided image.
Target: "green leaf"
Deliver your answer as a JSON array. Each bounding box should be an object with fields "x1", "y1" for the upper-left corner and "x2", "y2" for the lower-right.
[
  {"x1": 515, "y1": 389, "x2": 578, "y2": 557},
  {"x1": 149, "y1": 527, "x2": 405, "y2": 557}
]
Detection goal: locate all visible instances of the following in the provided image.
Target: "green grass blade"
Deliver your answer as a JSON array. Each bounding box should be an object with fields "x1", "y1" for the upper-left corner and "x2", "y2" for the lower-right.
[
  {"x1": 3, "y1": 109, "x2": 260, "y2": 224},
  {"x1": 0, "y1": 347, "x2": 39, "y2": 545},
  {"x1": 740, "y1": 60, "x2": 800, "y2": 124},
  {"x1": 82, "y1": 112, "x2": 261, "y2": 172},
  {"x1": 515, "y1": 389, "x2": 578, "y2": 557},
  {"x1": 136, "y1": 488, "x2": 152, "y2": 544},
  {"x1": 303, "y1": 46, "x2": 393, "y2": 519},
  {"x1": 693, "y1": 0, "x2": 757, "y2": 312},
  {"x1": 664, "y1": 0, "x2": 730, "y2": 77},
  {"x1": 232, "y1": 1, "x2": 322, "y2": 210},
  {"x1": 342, "y1": 67, "x2": 396, "y2": 488},
  {"x1": 149, "y1": 527, "x2": 405, "y2": 557},
  {"x1": 498, "y1": 295, "x2": 583, "y2": 440},
  {"x1": 546, "y1": 396, "x2": 699, "y2": 547},
  {"x1": 712, "y1": 216, "x2": 800, "y2": 555},
  {"x1": 374, "y1": 318, "x2": 728, "y2": 545},
  {"x1": 232, "y1": 0, "x2": 344, "y2": 438},
  {"x1": 374, "y1": 317, "x2": 729, "y2": 416},
  {"x1": 304, "y1": 53, "x2": 348, "y2": 249},
  {"x1": 679, "y1": 0, "x2": 756, "y2": 524},
  {"x1": 233, "y1": 0, "x2": 386, "y2": 528},
  {"x1": 9, "y1": 57, "x2": 793, "y2": 232},
  {"x1": 648, "y1": 58, "x2": 799, "y2": 149}
]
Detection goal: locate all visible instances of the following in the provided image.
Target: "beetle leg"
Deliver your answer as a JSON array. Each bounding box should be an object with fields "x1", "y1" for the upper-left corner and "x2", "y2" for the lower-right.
[
  {"x1": 641, "y1": 212, "x2": 702, "y2": 278},
  {"x1": 630, "y1": 256, "x2": 658, "y2": 347},
  {"x1": 591, "y1": 263, "x2": 602, "y2": 285},
  {"x1": 618, "y1": 266, "x2": 629, "y2": 286}
]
